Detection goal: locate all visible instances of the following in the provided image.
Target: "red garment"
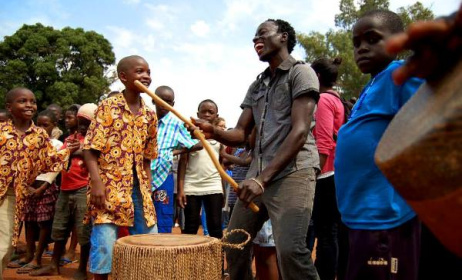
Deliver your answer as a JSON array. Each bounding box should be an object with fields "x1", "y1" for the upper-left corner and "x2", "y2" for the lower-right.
[
  {"x1": 313, "y1": 91, "x2": 345, "y2": 174},
  {"x1": 60, "y1": 134, "x2": 89, "y2": 191}
]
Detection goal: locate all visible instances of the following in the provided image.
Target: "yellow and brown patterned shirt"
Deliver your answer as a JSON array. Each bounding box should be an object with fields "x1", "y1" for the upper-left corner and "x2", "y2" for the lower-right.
[
  {"x1": 0, "y1": 120, "x2": 70, "y2": 245},
  {"x1": 83, "y1": 94, "x2": 158, "y2": 227}
]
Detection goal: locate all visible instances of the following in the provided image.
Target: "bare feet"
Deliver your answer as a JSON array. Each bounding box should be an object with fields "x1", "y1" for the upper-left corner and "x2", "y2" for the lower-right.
[{"x1": 29, "y1": 264, "x2": 58, "y2": 276}]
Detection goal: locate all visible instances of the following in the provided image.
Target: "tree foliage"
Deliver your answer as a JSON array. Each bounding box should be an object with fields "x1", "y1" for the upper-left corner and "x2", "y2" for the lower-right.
[
  {"x1": 298, "y1": 0, "x2": 434, "y2": 99},
  {"x1": 0, "y1": 23, "x2": 116, "y2": 109}
]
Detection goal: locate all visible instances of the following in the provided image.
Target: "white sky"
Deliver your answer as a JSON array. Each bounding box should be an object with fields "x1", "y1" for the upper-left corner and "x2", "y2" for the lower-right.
[{"x1": 0, "y1": 0, "x2": 459, "y2": 126}]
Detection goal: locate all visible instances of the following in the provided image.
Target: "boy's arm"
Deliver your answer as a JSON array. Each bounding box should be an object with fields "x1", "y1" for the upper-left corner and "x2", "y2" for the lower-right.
[
  {"x1": 84, "y1": 149, "x2": 106, "y2": 208},
  {"x1": 41, "y1": 137, "x2": 79, "y2": 173},
  {"x1": 172, "y1": 142, "x2": 203, "y2": 156},
  {"x1": 176, "y1": 153, "x2": 188, "y2": 208},
  {"x1": 220, "y1": 149, "x2": 252, "y2": 166}
]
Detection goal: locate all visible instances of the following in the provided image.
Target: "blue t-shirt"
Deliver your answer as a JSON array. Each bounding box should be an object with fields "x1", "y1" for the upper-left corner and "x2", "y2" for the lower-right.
[{"x1": 334, "y1": 61, "x2": 424, "y2": 230}]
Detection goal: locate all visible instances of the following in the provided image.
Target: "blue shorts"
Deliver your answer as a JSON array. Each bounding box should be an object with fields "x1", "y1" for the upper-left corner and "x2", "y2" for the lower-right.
[
  {"x1": 153, "y1": 173, "x2": 174, "y2": 233},
  {"x1": 89, "y1": 181, "x2": 158, "y2": 274}
]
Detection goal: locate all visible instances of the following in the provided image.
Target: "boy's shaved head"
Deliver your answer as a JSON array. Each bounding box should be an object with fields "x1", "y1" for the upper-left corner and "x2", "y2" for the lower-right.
[
  {"x1": 359, "y1": 9, "x2": 404, "y2": 34},
  {"x1": 117, "y1": 55, "x2": 147, "y2": 74},
  {"x1": 5, "y1": 87, "x2": 32, "y2": 103}
]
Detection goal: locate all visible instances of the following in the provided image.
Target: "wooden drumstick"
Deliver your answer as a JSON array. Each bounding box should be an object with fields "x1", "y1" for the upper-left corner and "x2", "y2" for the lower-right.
[{"x1": 134, "y1": 80, "x2": 260, "y2": 213}]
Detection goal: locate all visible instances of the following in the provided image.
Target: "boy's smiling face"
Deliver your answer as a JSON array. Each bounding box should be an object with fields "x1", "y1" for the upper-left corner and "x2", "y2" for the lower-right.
[
  {"x1": 353, "y1": 16, "x2": 396, "y2": 76},
  {"x1": 119, "y1": 57, "x2": 152, "y2": 91},
  {"x1": 6, "y1": 89, "x2": 37, "y2": 121}
]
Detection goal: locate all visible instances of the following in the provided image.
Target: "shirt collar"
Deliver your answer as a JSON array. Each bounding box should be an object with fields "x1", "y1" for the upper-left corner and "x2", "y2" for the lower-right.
[
  {"x1": 116, "y1": 91, "x2": 149, "y2": 116},
  {"x1": 159, "y1": 112, "x2": 173, "y2": 124},
  {"x1": 261, "y1": 55, "x2": 297, "y2": 78},
  {"x1": 3, "y1": 119, "x2": 39, "y2": 135}
]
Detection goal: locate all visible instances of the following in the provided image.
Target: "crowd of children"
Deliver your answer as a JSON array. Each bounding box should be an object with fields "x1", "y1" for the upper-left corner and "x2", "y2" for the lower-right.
[{"x1": 0, "y1": 6, "x2": 461, "y2": 280}]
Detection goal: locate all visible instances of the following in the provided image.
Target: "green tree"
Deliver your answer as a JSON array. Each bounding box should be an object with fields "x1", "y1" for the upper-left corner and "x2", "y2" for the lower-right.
[
  {"x1": 297, "y1": 0, "x2": 434, "y2": 99},
  {"x1": 0, "y1": 23, "x2": 116, "y2": 109}
]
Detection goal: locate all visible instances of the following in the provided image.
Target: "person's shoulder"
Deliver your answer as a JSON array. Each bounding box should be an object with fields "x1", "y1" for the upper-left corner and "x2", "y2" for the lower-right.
[
  {"x1": 319, "y1": 92, "x2": 340, "y2": 104},
  {"x1": 100, "y1": 93, "x2": 125, "y2": 108},
  {"x1": 290, "y1": 61, "x2": 318, "y2": 82}
]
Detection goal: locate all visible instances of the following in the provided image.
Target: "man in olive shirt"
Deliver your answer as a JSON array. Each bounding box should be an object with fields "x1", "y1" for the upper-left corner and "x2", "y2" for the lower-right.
[{"x1": 194, "y1": 19, "x2": 320, "y2": 279}]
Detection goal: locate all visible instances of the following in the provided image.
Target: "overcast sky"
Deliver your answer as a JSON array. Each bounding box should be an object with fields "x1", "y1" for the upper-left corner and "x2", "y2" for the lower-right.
[{"x1": 0, "y1": 0, "x2": 459, "y2": 126}]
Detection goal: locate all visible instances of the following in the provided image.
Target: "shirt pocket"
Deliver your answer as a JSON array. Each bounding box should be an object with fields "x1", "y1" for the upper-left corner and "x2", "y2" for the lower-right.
[
  {"x1": 252, "y1": 89, "x2": 265, "y2": 107},
  {"x1": 271, "y1": 82, "x2": 291, "y2": 110}
]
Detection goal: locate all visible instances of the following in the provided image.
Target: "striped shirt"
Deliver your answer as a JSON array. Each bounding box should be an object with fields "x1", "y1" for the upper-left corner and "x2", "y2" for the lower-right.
[{"x1": 151, "y1": 112, "x2": 198, "y2": 189}]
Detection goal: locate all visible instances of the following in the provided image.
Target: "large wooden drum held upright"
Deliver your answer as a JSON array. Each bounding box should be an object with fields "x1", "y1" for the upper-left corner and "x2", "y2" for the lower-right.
[
  {"x1": 375, "y1": 59, "x2": 462, "y2": 257},
  {"x1": 112, "y1": 234, "x2": 222, "y2": 280}
]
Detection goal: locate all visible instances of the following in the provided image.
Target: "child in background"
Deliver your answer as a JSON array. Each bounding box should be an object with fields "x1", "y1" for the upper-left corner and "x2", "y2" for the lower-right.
[
  {"x1": 83, "y1": 55, "x2": 158, "y2": 280},
  {"x1": 310, "y1": 57, "x2": 348, "y2": 280},
  {"x1": 0, "y1": 88, "x2": 77, "y2": 280},
  {"x1": 200, "y1": 116, "x2": 227, "y2": 234},
  {"x1": 31, "y1": 103, "x2": 97, "y2": 279},
  {"x1": 150, "y1": 85, "x2": 199, "y2": 233},
  {"x1": 253, "y1": 220, "x2": 280, "y2": 280},
  {"x1": 177, "y1": 99, "x2": 224, "y2": 239},
  {"x1": 46, "y1": 104, "x2": 64, "y2": 140},
  {"x1": 334, "y1": 10, "x2": 424, "y2": 280},
  {"x1": 214, "y1": 117, "x2": 226, "y2": 130},
  {"x1": 15, "y1": 110, "x2": 63, "y2": 274},
  {"x1": 60, "y1": 104, "x2": 81, "y2": 263}
]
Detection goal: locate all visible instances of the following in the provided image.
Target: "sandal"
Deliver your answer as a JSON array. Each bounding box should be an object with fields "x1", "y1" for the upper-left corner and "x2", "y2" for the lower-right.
[
  {"x1": 59, "y1": 257, "x2": 77, "y2": 266},
  {"x1": 7, "y1": 259, "x2": 28, "y2": 268},
  {"x1": 42, "y1": 250, "x2": 53, "y2": 258},
  {"x1": 16, "y1": 263, "x2": 41, "y2": 274}
]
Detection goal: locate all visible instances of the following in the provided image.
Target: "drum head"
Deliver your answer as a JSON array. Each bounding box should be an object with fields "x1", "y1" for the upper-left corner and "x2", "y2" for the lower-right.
[{"x1": 116, "y1": 233, "x2": 217, "y2": 247}]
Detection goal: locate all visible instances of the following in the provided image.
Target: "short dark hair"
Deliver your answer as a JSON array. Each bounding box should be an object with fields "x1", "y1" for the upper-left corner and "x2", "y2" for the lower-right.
[
  {"x1": 197, "y1": 99, "x2": 218, "y2": 112},
  {"x1": 117, "y1": 55, "x2": 147, "y2": 74},
  {"x1": 66, "y1": 104, "x2": 81, "y2": 115},
  {"x1": 47, "y1": 103, "x2": 63, "y2": 113},
  {"x1": 359, "y1": 9, "x2": 404, "y2": 34},
  {"x1": 155, "y1": 85, "x2": 174, "y2": 95},
  {"x1": 38, "y1": 109, "x2": 58, "y2": 124},
  {"x1": 266, "y1": 19, "x2": 297, "y2": 53},
  {"x1": 311, "y1": 57, "x2": 342, "y2": 88},
  {"x1": 5, "y1": 87, "x2": 32, "y2": 104}
]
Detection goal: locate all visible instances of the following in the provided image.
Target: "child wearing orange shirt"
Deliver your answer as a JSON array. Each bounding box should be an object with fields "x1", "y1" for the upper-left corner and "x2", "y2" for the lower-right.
[
  {"x1": 0, "y1": 88, "x2": 78, "y2": 280},
  {"x1": 83, "y1": 55, "x2": 158, "y2": 280}
]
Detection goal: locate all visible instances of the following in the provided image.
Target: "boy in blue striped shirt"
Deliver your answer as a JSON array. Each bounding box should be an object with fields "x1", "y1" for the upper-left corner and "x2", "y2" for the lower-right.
[{"x1": 151, "y1": 86, "x2": 199, "y2": 233}]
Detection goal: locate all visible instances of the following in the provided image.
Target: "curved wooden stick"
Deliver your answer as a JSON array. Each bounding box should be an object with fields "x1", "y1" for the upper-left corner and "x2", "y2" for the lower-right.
[{"x1": 135, "y1": 80, "x2": 259, "y2": 213}]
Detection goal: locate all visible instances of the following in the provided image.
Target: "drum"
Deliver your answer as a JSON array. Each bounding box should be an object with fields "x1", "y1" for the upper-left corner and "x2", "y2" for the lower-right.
[
  {"x1": 375, "y1": 59, "x2": 462, "y2": 257},
  {"x1": 112, "y1": 234, "x2": 222, "y2": 280}
]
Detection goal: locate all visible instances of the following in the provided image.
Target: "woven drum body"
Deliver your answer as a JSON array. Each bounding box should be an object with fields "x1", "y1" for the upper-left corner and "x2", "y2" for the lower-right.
[
  {"x1": 375, "y1": 59, "x2": 462, "y2": 257},
  {"x1": 112, "y1": 234, "x2": 222, "y2": 280}
]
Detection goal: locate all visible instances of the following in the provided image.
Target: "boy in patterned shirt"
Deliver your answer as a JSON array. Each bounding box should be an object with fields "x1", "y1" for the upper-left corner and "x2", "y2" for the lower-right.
[
  {"x1": 83, "y1": 55, "x2": 158, "y2": 280},
  {"x1": 0, "y1": 88, "x2": 78, "y2": 280}
]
